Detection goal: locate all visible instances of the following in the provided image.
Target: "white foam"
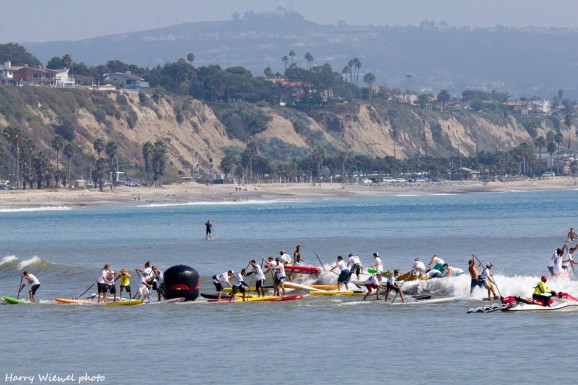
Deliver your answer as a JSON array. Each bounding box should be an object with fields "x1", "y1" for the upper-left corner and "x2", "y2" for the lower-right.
[
  {"x1": 0, "y1": 206, "x2": 71, "y2": 213},
  {"x1": 17, "y1": 256, "x2": 42, "y2": 269},
  {"x1": 0, "y1": 256, "x2": 18, "y2": 266}
]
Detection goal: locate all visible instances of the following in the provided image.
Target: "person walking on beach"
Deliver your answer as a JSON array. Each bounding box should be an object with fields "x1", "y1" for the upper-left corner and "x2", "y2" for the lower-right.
[
  {"x1": 330, "y1": 256, "x2": 350, "y2": 291},
  {"x1": 20, "y1": 271, "x2": 40, "y2": 303},
  {"x1": 212, "y1": 270, "x2": 233, "y2": 302},
  {"x1": 384, "y1": 269, "x2": 405, "y2": 303},
  {"x1": 205, "y1": 220, "x2": 213, "y2": 240},
  {"x1": 117, "y1": 268, "x2": 132, "y2": 299}
]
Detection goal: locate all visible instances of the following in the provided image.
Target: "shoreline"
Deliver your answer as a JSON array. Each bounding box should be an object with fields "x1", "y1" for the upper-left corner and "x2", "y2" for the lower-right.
[{"x1": 0, "y1": 177, "x2": 576, "y2": 209}]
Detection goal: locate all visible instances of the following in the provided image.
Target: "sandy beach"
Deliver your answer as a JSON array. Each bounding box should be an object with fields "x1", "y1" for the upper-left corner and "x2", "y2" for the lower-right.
[{"x1": 0, "y1": 177, "x2": 576, "y2": 209}]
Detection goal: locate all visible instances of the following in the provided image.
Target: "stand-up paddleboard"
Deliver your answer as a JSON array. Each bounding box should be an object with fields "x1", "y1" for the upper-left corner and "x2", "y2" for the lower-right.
[
  {"x1": 264, "y1": 264, "x2": 321, "y2": 275},
  {"x1": 308, "y1": 290, "x2": 354, "y2": 296},
  {"x1": 55, "y1": 298, "x2": 101, "y2": 305},
  {"x1": 262, "y1": 295, "x2": 304, "y2": 302},
  {"x1": 308, "y1": 285, "x2": 338, "y2": 290},
  {"x1": 105, "y1": 299, "x2": 142, "y2": 307},
  {"x1": 390, "y1": 296, "x2": 465, "y2": 306},
  {"x1": 284, "y1": 282, "x2": 323, "y2": 292},
  {"x1": 207, "y1": 296, "x2": 276, "y2": 303},
  {"x1": 367, "y1": 269, "x2": 391, "y2": 277},
  {"x1": 1, "y1": 296, "x2": 25, "y2": 304}
]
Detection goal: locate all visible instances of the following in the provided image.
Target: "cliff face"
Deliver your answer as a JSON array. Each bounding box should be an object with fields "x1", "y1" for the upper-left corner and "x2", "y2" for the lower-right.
[{"x1": 0, "y1": 87, "x2": 561, "y2": 180}]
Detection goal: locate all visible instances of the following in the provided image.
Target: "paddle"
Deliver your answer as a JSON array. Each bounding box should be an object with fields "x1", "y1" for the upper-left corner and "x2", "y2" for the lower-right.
[
  {"x1": 77, "y1": 281, "x2": 96, "y2": 300},
  {"x1": 313, "y1": 250, "x2": 327, "y2": 272},
  {"x1": 16, "y1": 276, "x2": 23, "y2": 299},
  {"x1": 132, "y1": 268, "x2": 142, "y2": 299}
]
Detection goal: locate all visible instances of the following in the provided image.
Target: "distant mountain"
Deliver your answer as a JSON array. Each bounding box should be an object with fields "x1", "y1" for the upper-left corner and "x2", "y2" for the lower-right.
[{"x1": 23, "y1": 9, "x2": 578, "y2": 98}]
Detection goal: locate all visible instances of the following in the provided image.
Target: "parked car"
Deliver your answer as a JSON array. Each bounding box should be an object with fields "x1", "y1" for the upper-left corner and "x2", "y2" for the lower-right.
[{"x1": 542, "y1": 171, "x2": 555, "y2": 178}]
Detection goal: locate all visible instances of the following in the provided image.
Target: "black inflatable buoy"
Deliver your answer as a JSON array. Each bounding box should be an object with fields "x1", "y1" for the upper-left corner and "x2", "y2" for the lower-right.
[{"x1": 163, "y1": 265, "x2": 199, "y2": 301}]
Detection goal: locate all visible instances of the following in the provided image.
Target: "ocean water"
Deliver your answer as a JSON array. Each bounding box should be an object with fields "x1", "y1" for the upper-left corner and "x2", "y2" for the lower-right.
[{"x1": 1, "y1": 189, "x2": 578, "y2": 385}]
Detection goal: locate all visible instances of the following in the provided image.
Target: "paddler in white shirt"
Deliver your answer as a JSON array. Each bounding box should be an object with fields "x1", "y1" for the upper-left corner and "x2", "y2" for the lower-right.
[
  {"x1": 563, "y1": 243, "x2": 578, "y2": 272},
  {"x1": 347, "y1": 252, "x2": 362, "y2": 281},
  {"x1": 97, "y1": 264, "x2": 115, "y2": 303},
  {"x1": 247, "y1": 260, "x2": 266, "y2": 297},
  {"x1": 411, "y1": 257, "x2": 426, "y2": 277},
  {"x1": 329, "y1": 256, "x2": 350, "y2": 291},
  {"x1": 230, "y1": 269, "x2": 250, "y2": 301},
  {"x1": 383, "y1": 269, "x2": 405, "y2": 303},
  {"x1": 20, "y1": 271, "x2": 40, "y2": 303},
  {"x1": 272, "y1": 258, "x2": 287, "y2": 297},
  {"x1": 363, "y1": 273, "x2": 384, "y2": 300},
  {"x1": 212, "y1": 270, "x2": 234, "y2": 302},
  {"x1": 137, "y1": 275, "x2": 152, "y2": 302},
  {"x1": 371, "y1": 252, "x2": 383, "y2": 274}
]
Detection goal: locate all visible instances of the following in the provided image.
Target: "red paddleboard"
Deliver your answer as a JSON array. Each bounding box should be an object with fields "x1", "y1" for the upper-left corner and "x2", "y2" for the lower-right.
[
  {"x1": 265, "y1": 264, "x2": 321, "y2": 274},
  {"x1": 262, "y1": 295, "x2": 304, "y2": 302}
]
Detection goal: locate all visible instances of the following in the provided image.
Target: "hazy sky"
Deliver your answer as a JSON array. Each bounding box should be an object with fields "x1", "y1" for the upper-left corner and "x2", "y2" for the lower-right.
[{"x1": 2, "y1": 0, "x2": 578, "y2": 43}]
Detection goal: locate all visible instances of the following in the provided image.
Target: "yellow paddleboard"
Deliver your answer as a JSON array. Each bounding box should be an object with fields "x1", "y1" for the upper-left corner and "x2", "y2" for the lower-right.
[
  {"x1": 309, "y1": 285, "x2": 339, "y2": 290},
  {"x1": 105, "y1": 299, "x2": 142, "y2": 307},
  {"x1": 308, "y1": 290, "x2": 354, "y2": 295}
]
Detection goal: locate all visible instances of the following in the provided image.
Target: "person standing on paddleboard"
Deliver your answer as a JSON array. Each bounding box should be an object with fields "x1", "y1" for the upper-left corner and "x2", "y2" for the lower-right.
[
  {"x1": 247, "y1": 260, "x2": 266, "y2": 297},
  {"x1": 383, "y1": 269, "x2": 405, "y2": 303},
  {"x1": 272, "y1": 258, "x2": 287, "y2": 297},
  {"x1": 205, "y1": 220, "x2": 213, "y2": 240},
  {"x1": 20, "y1": 271, "x2": 40, "y2": 303},
  {"x1": 562, "y1": 243, "x2": 578, "y2": 272},
  {"x1": 412, "y1": 257, "x2": 426, "y2": 278},
  {"x1": 478, "y1": 263, "x2": 499, "y2": 300},
  {"x1": 212, "y1": 270, "x2": 233, "y2": 302},
  {"x1": 469, "y1": 256, "x2": 480, "y2": 298},
  {"x1": 230, "y1": 269, "x2": 250, "y2": 301},
  {"x1": 117, "y1": 268, "x2": 132, "y2": 300},
  {"x1": 152, "y1": 266, "x2": 165, "y2": 302},
  {"x1": 330, "y1": 256, "x2": 350, "y2": 292},
  {"x1": 363, "y1": 273, "x2": 384, "y2": 300},
  {"x1": 371, "y1": 252, "x2": 383, "y2": 274},
  {"x1": 568, "y1": 228, "x2": 577, "y2": 242},
  {"x1": 97, "y1": 264, "x2": 115, "y2": 303},
  {"x1": 347, "y1": 252, "x2": 362, "y2": 281},
  {"x1": 548, "y1": 247, "x2": 565, "y2": 276}
]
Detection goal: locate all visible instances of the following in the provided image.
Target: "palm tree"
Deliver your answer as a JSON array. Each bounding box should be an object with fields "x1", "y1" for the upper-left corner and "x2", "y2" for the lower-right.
[
  {"x1": 142, "y1": 141, "x2": 154, "y2": 186},
  {"x1": 288, "y1": 50, "x2": 296, "y2": 65},
  {"x1": 63, "y1": 142, "x2": 74, "y2": 184},
  {"x1": 347, "y1": 59, "x2": 355, "y2": 83},
  {"x1": 554, "y1": 132, "x2": 564, "y2": 152},
  {"x1": 437, "y1": 90, "x2": 451, "y2": 111},
  {"x1": 547, "y1": 142, "x2": 557, "y2": 171},
  {"x1": 305, "y1": 52, "x2": 313, "y2": 70},
  {"x1": 311, "y1": 146, "x2": 326, "y2": 182},
  {"x1": 94, "y1": 158, "x2": 107, "y2": 191},
  {"x1": 3, "y1": 125, "x2": 23, "y2": 189},
  {"x1": 186, "y1": 52, "x2": 195, "y2": 65},
  {"x1": 51, "y1": 135, "x2": 63, "y2": 186},
  {"x1": 282, "y1": 56, "x2": 289, "y2": 71},
  {"x1": 565, "y1": 113, "x2": 574, "y2": 150},
  {"x1": 337, "y1": 149, "x2": 351, "y2": 183},
  {"x1": 353, "y1": 58, "x2": 362, "y2": 85},
  {"x1": 93, "y1": 138, "x2": 105, "y2": 158},
  {"x1": 153, "y1": 139, "x2": 168, "y2": 186},
  {"x1": 105, "y1": 141, "x2": 118, "y2": 188},
  {"x1": 363, "y1": 72, "x2": 376, "y2": 102},
  {"x1": 534, "y1": 136, "x2": 546, "y2": 164},
  {"x1": 341, "y1": 66, "x2": 350, "y2": 82}
]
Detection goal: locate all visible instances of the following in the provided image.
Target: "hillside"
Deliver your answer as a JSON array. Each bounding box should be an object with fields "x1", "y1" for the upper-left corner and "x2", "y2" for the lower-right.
[
  {"x1": 0, "y1": 86, "x2": 563, "y2": 184},
  {"x1": 23, "y1": 10, "x2": 578, "y2": 98}
]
